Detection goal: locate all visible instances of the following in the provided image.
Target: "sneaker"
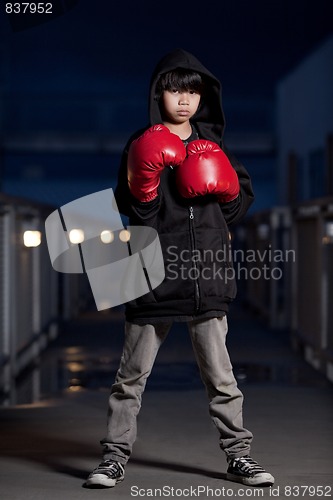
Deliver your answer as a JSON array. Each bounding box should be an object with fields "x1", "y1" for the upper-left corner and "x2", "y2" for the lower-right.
[
  {"x1": 85, "y1": 460, "x2": 125, "y2": 488},
  {"x1": 227, "y1": 455, "x2": 274, "y2": 486}
]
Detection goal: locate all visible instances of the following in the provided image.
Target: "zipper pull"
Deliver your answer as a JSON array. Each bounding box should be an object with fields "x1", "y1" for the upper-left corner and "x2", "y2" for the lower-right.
[{"x1": 189, "y1": 206, "x2": 194, "y2": 219}]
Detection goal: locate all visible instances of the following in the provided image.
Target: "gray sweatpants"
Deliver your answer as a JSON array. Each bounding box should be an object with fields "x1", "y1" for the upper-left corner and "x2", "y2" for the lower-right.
[{"x1": 100, "y1": 316, "x2": 253, "y2": 464}]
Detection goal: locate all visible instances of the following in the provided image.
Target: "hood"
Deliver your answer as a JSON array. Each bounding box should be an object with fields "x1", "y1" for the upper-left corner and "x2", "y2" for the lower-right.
[{"x1": 149, "y1": 48, "x2": 225, "y2": 146}]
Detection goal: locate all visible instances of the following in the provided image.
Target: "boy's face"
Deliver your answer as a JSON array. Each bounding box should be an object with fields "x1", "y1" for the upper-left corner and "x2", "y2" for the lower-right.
[{"x1": 161, "y1": 89, "x2": 201, "y2": 124}]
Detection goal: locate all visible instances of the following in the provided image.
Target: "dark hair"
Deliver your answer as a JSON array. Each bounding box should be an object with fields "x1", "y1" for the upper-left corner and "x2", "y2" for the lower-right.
[{"x1": 155, "y1": 68, "x2": 204, "y2": 101}]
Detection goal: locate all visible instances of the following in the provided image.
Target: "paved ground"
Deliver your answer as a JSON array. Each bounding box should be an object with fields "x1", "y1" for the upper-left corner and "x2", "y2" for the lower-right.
[{"x1": 0, "y1": 305, "x2": 332, "y2": 500}]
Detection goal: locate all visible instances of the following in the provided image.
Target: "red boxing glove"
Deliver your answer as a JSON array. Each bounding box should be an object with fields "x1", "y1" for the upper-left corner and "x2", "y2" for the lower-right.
[
  {"x1": 127, "y1": 124, "x2": 186, "y2": 202},
  {"x1": 176, "y1": 140, "x2": 240, "y2": 203}
]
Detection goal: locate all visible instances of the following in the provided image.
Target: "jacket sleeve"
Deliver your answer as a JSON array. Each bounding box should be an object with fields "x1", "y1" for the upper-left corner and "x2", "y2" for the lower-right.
[
  {"x1": 219, "y1": 144, "x2": 255, "y2": 226},
  {"x1": 114, "y1": 129, "x2": 162, "y2": 224}
]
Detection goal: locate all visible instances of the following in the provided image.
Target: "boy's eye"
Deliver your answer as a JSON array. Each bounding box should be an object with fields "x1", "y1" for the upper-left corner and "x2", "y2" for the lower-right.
[{"x1": 168, "y1": 88, "x2": 199, "y2": 95}]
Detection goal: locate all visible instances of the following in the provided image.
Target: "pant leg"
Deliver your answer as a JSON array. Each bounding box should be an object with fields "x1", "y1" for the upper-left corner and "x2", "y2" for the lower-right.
[
  {"x1": 187, "y1": 316, "x2": 253, "y2": 460},
  {"x1": 100, "y1": 321, "x2": 171, "y2": 464}
]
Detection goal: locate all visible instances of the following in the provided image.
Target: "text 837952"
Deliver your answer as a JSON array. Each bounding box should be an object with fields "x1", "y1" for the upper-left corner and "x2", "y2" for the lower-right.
[{"x1": 5, "y1": 3, "x2": 53, "y2": 14}]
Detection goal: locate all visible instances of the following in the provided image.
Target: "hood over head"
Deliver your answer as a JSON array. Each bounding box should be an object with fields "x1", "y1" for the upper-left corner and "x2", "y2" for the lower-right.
[{"x1": 149, "y1": 48, "x2": 225, "y2": 146}]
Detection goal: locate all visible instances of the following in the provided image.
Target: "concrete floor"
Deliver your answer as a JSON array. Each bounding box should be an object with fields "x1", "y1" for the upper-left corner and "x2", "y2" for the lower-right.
[{"x1": 0, "y1": 305, "x2": 332, "y2": 499}]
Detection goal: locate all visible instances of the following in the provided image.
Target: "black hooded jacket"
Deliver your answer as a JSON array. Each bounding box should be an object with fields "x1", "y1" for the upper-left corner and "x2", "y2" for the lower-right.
[{"x1": 115, "y1": 49, "x2": 254, "y2": 323}]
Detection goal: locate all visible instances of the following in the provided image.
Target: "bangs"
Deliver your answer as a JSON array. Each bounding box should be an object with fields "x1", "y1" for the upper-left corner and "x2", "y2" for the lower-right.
[{"x1": 155, "y1": 69, "x2": 204, "y2": 99}]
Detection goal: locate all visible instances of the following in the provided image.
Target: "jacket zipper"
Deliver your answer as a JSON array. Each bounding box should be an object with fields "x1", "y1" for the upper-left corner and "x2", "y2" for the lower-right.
[{"x1": 189, "y1": 206, "x2": 201, "y2": 313}]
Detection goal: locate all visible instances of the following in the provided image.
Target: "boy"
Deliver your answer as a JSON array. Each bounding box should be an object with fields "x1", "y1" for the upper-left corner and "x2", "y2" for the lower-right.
[{"x1": 85, "y1": 48, "x2": 274, "y2": 488}]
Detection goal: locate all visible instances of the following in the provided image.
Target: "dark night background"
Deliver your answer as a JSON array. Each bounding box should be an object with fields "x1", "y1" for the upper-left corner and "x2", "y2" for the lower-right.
[
  {"x1": 0, "y1": 0, "x2": 332, "y2": 209},
  {"x1": 0, "y1": 5, "x2": 333, "y2": 486}
]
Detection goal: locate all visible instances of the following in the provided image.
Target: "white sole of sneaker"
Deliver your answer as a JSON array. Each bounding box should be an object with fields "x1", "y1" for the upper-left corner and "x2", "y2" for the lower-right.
[
  {"x1": 227, "y1": 472, "x2": 275, "y2": 486},
  {"x1": 85, "y1": 474, "x2": 124, "y2": 488}
]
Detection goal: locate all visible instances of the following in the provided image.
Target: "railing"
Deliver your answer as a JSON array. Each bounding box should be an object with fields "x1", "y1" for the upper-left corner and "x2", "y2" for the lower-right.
[
  {"x1": 0, "y1": 193, "x2": 88, "y2": 405},
  {"x1": 234, "y1": 206, "x2": 293, "y2": 330},
  {"x1": 291, "y1": 198, "x2": 333, "y2": 381},
  {"x1": 2, "y1": 192, "x2": 332, "y2": 403},
  {"x1": 237, "y1": 198, "x2": 333, "y2": 382}
]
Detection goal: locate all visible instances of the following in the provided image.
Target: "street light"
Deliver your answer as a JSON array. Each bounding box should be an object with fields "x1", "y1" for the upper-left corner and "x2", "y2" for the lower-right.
[
  {"x1": 23, "y1": 230, "x2": 42, "y2": 247},
  {"x1": 69, "y1": 229, "x2": 85, "y2": 244}
]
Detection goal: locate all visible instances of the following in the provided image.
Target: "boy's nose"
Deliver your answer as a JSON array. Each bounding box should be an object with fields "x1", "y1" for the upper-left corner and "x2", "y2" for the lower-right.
[{"x1": 179, "y1": 93, "x2": 189, "y2": 104}]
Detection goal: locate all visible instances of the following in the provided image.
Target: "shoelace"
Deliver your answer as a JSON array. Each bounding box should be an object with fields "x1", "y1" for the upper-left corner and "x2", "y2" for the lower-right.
[
  {"x1": 94, "y1": 460, "x2": 122, "y2": 475},
  {"x1": 233, "y1": 456, "x2": 266, "y2": 475}
]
